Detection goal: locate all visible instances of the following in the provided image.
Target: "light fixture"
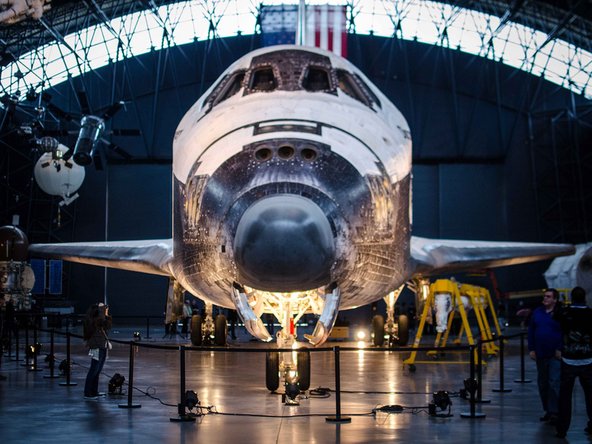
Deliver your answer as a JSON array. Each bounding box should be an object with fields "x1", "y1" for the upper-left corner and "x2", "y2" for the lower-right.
[
  {"x1": 429, "y1": 390, "x2": 452, "y2": 417},
  {"x1": 26, "y1": 342, "x2": 41, "y2": 359},
  {"x1": 108, "y1": 373, "x2": 125, "y2": 395},
  {"x1": 356, "y1": 329, "x2": 367, "y2": 340},
  {"x1": 185, "y1": 390, "x2": 199, "y2": 411},
  {"x1": 133, "y1": 331, "x2": 141, "y2": 341},
  {"x1": 58, "y1": 359, "x2": 71, "y2": 376}
]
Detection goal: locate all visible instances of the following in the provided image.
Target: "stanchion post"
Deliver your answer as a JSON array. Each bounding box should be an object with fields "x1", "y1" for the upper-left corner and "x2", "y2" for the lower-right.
[
  {"x1": 6, "y1": 322, "x2": 12, "y2": 359},
  {"x1": 145, "y1": 316, "x2": 151, "y2": 339},
  {"x1": 21, "y1": 322, "x2": 30, "y2": 367},
  {"x1": 476, "y1": 341, "x2": 490, "y2": 403},
  {"x1": 514, "y1": 332, "x2": 532, "y2": 383},
  {"x1": 326, "y1": 346, "x2": 351, "y2": 423},
  {"x1": 119, "y1": 341, "x2": 141, "y2": 408},
  {"x1": 493, "y1": 336, "x2": 511, "y2": 393},
  {"x1": 44, "y1": 329, "x2": 60, "y2": 379},
  {"x1": 59, "y1": 332, "x2": 77, "y2": 386},
  {"x1": 170, "y1": 345, "x2": 195, "y2": 422},
  {"x1": 461, "y1": 345, "x2": 486, "y2": 418},
  {"x1": 13, "y1": 323, "x2": 20, "y2": 362}
]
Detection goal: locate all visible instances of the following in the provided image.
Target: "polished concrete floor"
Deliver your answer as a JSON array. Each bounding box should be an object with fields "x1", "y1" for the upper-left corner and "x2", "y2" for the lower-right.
[{"x1": 1, "y1": 324, "x2": 591, "y2": 443}]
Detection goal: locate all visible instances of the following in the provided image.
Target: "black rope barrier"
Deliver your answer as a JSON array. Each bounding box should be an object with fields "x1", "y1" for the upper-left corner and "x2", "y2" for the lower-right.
[{"x1": 7, "y1": 322, "x2": 540, "y2": 423}]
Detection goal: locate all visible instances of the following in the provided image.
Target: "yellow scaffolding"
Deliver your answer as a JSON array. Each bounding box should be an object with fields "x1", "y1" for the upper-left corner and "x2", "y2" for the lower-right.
[{"x1": 404, "y1": 278, "x2": 479, "y2": 368}]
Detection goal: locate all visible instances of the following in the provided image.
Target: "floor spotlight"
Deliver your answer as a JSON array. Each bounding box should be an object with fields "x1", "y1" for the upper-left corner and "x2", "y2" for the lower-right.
[
  {"x1": 58, "y1": 359, "x2": 71, "y2": 377},
  {"x1": 109, "y1": 373, "x2": 126, "y2": 395},
  {"x1": 133, "y1": 331, "x2": 141, "y2": 341},
  {"x1": 185, "y1": 390, "x2": 199, "y2": 411},
  {"x1": 26, "y1": 342, "x2": 42, "y2": 359},
  {"x1": 429, "y1": 390, "x2": 453, "y2": 417}
]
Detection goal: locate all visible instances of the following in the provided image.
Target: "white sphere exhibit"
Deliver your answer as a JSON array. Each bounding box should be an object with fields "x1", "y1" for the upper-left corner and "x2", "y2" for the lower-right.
[{"x1": 34, "y1": 144, "x2": 85, "y2": 201}]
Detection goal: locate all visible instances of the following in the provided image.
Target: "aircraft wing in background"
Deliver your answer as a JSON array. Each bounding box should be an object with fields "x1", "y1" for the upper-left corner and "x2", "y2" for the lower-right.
[
  {"x1": 410, "y1": 236, "x2": 575, "y2": 276},
  {"x1": 28, "y1": 239, "x2": 173, "y2": 277}
]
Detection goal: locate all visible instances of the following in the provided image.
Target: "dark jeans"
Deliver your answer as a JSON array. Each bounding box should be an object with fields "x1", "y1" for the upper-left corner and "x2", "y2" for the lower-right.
[
  {"x1": 556, "y1": 361, "x2": 592, "y2": 434},
  {"x1": 536, "y1": 357, "x2": 561, "y2": 414},
  {"x1": 84, "y1": 348, "x2": 107, "y2": 397}
]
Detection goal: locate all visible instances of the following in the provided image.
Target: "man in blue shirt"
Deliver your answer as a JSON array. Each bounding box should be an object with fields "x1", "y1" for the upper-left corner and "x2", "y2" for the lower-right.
[{"x1": 528, "y1": 288, "x2": 562, "y2": 424}]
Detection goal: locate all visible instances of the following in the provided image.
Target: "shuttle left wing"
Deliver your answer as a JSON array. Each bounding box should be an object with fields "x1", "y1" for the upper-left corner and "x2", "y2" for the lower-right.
[
  {"x1": 28, "y1": 239, "x2": 173, "y2": 277},
  {"x1": 410, "y1": 236, "x2": 575, "y2": 276}
]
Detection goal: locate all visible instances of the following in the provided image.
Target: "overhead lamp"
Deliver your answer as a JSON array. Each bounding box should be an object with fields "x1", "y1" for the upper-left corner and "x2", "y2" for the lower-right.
[{"x1": 108, "y1": 373, "x2": 126, "y2": 395}]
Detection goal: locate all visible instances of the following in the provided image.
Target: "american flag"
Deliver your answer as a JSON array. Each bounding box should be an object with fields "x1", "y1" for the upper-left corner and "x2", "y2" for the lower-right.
[{"x1": 260, "y1": 4, "x2": 348, "y2": 57}]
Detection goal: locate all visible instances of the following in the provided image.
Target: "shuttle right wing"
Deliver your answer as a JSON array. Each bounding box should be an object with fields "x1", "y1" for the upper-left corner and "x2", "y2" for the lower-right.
[{"x1": 410, "y1": 236, "x2": 575, "y2": 276}]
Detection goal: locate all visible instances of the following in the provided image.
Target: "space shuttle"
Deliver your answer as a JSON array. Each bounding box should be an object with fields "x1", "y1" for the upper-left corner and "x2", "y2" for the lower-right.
[{"x1": 28, "y1": 44, "x2": 574, "y2": 402}]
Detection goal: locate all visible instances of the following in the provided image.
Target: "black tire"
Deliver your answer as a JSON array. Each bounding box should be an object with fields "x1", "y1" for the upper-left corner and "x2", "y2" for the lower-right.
[
  {"x1": 190, "y1": 315, "x2": 202, "y2": 346},
  {"x1": 266, "y1": 351, "x2": 280, "y2": 392},
  {"x1": 214, "y1": 314, "x2": 227, "y2": 346},
  {"x1": 372, "y1": 314, "x2": 385, "y2": 346},
  {"x1": 297, "y1": 350, "x2": 311, "y2": 391},
  {"x1": 397, "y1": 314, "x2": 410, "y2": 346}
]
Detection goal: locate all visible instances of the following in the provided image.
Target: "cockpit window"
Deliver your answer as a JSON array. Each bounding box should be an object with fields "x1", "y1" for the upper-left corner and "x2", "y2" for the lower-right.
[
  {"x1": 213, "y1": 70, "x2": 245, "y2": 106},
  {"x1": 250, "y1": 66, "x2": 277, "y2": 92},
  {"x1": 336, "y1": 69, "x2": 381, "y2": 109},
  {"x1": 355, "y1": 74, "x2": 381, "y2": 108},
  {"x1": 202, "y1": 69, "x2": 245, "y2": 113},
  {"x1": 303, "y1": 66, "x2": 331, "y2": 92}
]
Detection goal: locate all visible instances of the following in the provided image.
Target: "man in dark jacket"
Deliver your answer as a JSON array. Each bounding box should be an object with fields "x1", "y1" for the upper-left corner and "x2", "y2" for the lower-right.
[
  {"x1": 83, "y1": 302, "x2": 112, "y2": 400},
  {"x1": 528, "y1": 288, "x2": 562, "y2": 423},
  {"x1": 555, "y1": 287, "x2": 592, "y2": 439}
]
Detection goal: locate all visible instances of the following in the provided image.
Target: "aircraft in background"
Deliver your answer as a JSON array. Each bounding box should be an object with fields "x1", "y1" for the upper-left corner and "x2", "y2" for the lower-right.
[{"x1": 29, "y1": 44, "x2": 574, "y2": 403}]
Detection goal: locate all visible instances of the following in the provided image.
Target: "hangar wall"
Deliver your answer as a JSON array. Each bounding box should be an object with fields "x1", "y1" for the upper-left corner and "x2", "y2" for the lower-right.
[{"x1": 32, "y1": 34, "x2": 588, "y2": 315}]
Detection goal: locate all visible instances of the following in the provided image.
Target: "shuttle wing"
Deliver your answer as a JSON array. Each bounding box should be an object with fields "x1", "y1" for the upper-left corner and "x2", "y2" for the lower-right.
[
  {"x1": 410, "y1": 236, "x2": 575, "y2": 276},
  {"x1": 28, "y1": 239, "x2": 173, "y2": 277}
]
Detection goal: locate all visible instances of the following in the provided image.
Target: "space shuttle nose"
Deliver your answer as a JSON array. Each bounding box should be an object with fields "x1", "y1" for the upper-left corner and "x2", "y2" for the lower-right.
[{"x1": 233, "y1": 195, "x2": 335, "y2": 291}]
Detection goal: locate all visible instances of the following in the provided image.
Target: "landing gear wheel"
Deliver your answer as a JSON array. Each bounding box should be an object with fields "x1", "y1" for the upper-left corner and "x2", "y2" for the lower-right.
[
  {"x1": 372, "y1": 315, "x2": 385, "y2": 346},
  {"x1": 297, "y1": 350, "x2": 311, "y2": 391},
  {"x1": 397, "y1": 314, "x2": 409, "y2": 346},
  {"x1": 190, "y1": 315, "x2": 202, "y2": 346},
  {"x1": 214, "y1": 314, "x2": 227, "y2": 346},
  {"x1": 266, "y1": 351, "x2": 280, "y2": 392}
]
